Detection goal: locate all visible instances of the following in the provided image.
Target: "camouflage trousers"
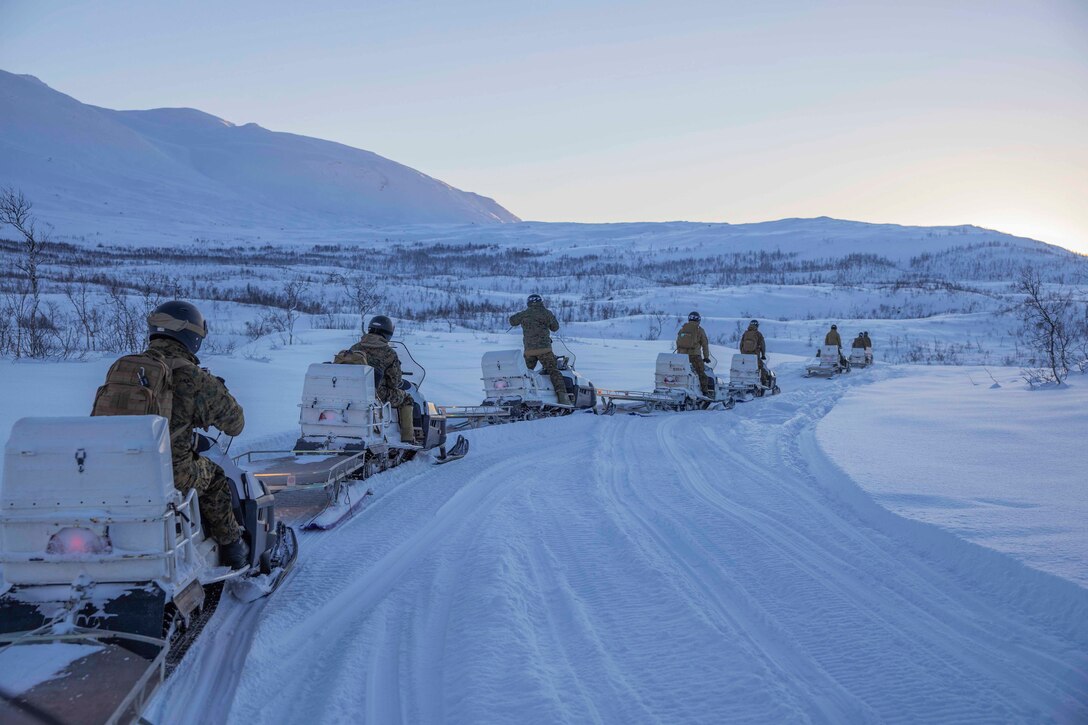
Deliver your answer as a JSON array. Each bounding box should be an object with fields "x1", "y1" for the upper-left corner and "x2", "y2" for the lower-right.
[
  {"x1": 687, "y1": 354, "x2": 712, "y2": 396},
  {"x1": 175, "y1": 456, "x2": 241, "y2": 545},
  {"x1": 378, "y1": 385, "x2": 409, "y2": 409},
  {"x1": 525, "y1": 350, "x2": 571, "y2": 404}
]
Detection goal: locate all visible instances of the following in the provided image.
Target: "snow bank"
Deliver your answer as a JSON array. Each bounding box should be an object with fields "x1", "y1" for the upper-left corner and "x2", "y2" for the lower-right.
[{"x1": 817, "y1": 367, "x2": 1088, "y2": 587}]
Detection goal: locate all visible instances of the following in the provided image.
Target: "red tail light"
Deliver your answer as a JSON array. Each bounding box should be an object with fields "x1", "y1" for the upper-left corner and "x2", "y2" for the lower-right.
[{"x1": 47, "y1": 527, "x2": 112, "y2": 555}]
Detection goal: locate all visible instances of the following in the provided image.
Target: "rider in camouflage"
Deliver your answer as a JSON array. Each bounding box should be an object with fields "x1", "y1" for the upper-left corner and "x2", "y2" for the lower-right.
[
  {"x1": 335, "y1": 315, "x2": 415, "y2": 443},
  {"x1": 676, "y1": 311, "x2": 712, "y2": 397},
  {"x1": 146, "y1": 301, "x2": 249, "y2": 569},
  {"x1": 740, "y1": 319, "x2": 769, "y2": 386},
  {"x1": 509, "y1": 294, "x2": 572, "y2": 406},
  {"x1": 825, "y1": 324, "x2": 848, "y2": 367}
]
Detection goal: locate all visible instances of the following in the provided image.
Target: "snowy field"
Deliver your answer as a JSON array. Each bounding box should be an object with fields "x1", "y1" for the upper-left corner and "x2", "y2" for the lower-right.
[
  {"x1": 2, "y1": 326, "x2": 1086, "y2": 722},
  {"x1": 818, "y1": 368, "x2": 1088, "y2": 586}
]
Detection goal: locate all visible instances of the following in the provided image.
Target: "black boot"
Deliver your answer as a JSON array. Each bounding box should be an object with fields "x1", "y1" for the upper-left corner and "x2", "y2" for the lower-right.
[{"x1": 220, "y1": 537, "x2": 250, "y2": 570}]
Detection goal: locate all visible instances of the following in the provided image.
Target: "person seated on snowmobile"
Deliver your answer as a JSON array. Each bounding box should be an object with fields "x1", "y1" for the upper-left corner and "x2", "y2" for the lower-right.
[
  {"x1": 92, "y1": 301, "x2": 250, "y2": 569},
  {"x1": 676, "y1": 311, "x2": 712, "y2": 397},
  {"x1": 824, "y1": 324, "x2": 847, "y2": 367},
  {"x1": 851, "y1": 333, "x2": 866, "y2": 349},
  {"x1": 739, "y1": 319, "x2": 770, "y2": 386},
  {"x1": 334, "y1": 315, "x2": 415, "y2": 443},
  {"x1": 509, "y1": 294, "x2": 572, "y2": 406}
]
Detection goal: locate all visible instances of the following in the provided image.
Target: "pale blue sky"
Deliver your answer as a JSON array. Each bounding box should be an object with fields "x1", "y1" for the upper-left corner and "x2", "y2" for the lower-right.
[{"x1": 2, "y1": 0, "x2": 1086, "y2": 252}]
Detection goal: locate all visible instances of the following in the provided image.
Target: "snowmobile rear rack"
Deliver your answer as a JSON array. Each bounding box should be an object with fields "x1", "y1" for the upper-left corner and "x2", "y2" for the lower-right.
[
  {"x1": 0, "y1": 627, "x2": 167, "y2": 725},
  {"x1": 596, "y1": 388, "x2": 701, "y2": 412},
  {"x1": 438, "y1": 404, "x2": 513, "y2": 429},
  {"x1": 233, "y1": 449, "x2": 369, "y2": 491}
]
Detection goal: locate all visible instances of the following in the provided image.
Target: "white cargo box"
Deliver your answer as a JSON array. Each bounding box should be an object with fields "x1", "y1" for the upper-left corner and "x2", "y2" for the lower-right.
[
  {"x1": 729, "y1": 354, "x2": 761, "y2": 386},
  {"x1": 299, "y1": 363, "x2": 383, "y2": 440},
  {"x1": 1, "y1": 416, "x2": 184, "y2": 585},
  {"x1": 655, "y1": 353, "x2": 698, "y2": 391}
]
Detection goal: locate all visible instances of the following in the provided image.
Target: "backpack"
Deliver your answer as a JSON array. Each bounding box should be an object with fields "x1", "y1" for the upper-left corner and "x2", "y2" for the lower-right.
[
  {"x1": 91, "y1": 352, "x2": 179, "y2": 425},
  {"x1": 740, "y1": 332, "x2": 759, "y2": 355}
]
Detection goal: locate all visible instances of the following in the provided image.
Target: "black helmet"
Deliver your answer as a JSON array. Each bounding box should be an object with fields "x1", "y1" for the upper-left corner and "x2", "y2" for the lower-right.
[
  {"x1": 688, "y1": 311, "x2": 701, "y2": 322},
  {"x1": 527, "y1": 293, "x2": 543, "y2": 305},
  {"x1": 148, "y1": 300, "x2": 207, "y2": 354},
  {"x1": 749, "y1": 319, "x2": 759, "y2": 328},
  {"x1": 831, "y1": 324, "x2": 837, "y2": 330},
  {"x1": 368, "y1": 315, "x2": 395, "y2": 340}
]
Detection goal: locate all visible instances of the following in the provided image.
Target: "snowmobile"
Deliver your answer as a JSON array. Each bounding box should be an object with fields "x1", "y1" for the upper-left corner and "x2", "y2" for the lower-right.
[
  {"x1": 725, "y1": 353, "x2": 781, "y2": 401},
  {"x1": 598, "y1": 353, "x2": 735, "y2": 414},
  {"x1": 235, "y1": 361, "x2": 468, "y2": 531},
  {"x1": 442, "y1": 349, "x2": 598, "y2": 428},
  {"x1": 805, "y1": 345, "x2": 851, "y2": 377},
  {"x1": 0, "y1": 415, "x2": 297, "y2": 724},
  {"x1": 848, "y1": 346, "x2": 874, "y2": 368}
]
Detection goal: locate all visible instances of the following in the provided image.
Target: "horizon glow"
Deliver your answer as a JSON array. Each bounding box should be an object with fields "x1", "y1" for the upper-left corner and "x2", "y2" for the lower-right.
[{"x1": 1, "y1": 0, "x2": 1086, "y2": 254}]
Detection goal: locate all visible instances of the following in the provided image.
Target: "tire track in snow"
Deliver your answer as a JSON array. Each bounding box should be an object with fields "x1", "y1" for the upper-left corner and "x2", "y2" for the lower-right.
[
  {"x1": 228, "y1": 433, "x2": 565, "y2": 723},
  {"x1": 593, "y1": 412, "x2": 872, "y2": 722},
  {"x1": 653, "y1": 380, "x2": 1087, "y2": 721}
]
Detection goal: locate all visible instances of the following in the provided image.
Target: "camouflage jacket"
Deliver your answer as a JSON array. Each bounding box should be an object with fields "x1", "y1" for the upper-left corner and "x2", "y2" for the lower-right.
[
  {"x1": 851, "y1": 335, "x2": 866, "y2": 349},
  {"x1": 676, "y1": 321, "x2": 709, "y2": 357},
  {"x1": 343, "y1": 333, "x2": 402, "y2": 402},
  {"x1": 147, "y1": 338, "x2": 245, "y2": 471},
  {"x1": 510, "y1": 303, "x2": 559, "y2": 354},
  {"x1": 740, "y1": 327, "x2": 766, "y2": 357},
  {"x1": 825, "y1": 329, "x2": 842, "y2": 347}
]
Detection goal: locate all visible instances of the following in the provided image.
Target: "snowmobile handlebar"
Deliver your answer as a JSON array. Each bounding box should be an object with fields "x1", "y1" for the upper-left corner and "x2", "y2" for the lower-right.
[{"x1": 554, "y1": 333, "x2": 577, "y2": 368}]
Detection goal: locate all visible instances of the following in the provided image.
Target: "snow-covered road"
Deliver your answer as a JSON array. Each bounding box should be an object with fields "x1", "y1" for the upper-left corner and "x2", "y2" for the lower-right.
[{"x1": 149, "y1": 364, "x2": 1088, "y2": 723}]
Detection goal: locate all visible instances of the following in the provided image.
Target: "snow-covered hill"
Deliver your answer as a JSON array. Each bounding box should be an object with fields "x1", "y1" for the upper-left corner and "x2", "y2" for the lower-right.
[{"x1": 0, "y1": 70, "x2": 519, "y2": 232}]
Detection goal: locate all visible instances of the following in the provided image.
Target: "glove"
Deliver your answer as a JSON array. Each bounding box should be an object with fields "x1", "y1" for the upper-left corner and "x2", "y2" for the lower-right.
[
  {"x1": 761, "y1": 355, "x2": 767, "y2": 361},
  {"x1": 703, "y1": 357, "x2": 711, "y2": 364}
]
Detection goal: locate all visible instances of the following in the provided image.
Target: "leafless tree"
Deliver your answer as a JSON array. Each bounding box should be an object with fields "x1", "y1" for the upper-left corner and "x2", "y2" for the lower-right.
[
  {"x1": 337, "y1": 274, "x2": 384, "y2": 335},
  {"x1": 64, "y1": 275, "x2": 102, "y2": 351},
  {"x1": 1016, "y1": 267, "x2": 1076, "y2": 385},
  {"x1": 0, "y1": 187, "x2": 50, "y2": 357},
  {"x1": 645, "y1": 310, "x2": 669, "y2": 341},
  {"x1": 262, "y1": 274, "x2": 310, "y2": 345}
]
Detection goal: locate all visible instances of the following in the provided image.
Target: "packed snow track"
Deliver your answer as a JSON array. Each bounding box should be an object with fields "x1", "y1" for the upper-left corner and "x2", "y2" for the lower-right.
[{"x1": 149, "y1": 365, "x2": 1088, "y2": 723}]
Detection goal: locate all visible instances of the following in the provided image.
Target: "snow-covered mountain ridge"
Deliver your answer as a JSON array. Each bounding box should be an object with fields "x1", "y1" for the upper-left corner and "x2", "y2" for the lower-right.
[{"x1": 0, "y1": 70, "x2": 519, "y2": 230}]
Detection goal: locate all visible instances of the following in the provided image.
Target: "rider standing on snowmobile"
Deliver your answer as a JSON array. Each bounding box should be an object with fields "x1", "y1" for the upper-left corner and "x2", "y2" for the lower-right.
[
  {"x1": 825, "y1": 324, "x2": 847, "y2": 366},
  {"x1": 740, "y1": 319, "x2": 769, "y2": 386},
  {"x1": 335, "y1": 315, "x2": 415, "y2": 443},
  {"x1": 509, "y1": 294, "x2": 572, "y2": 406},
  {"x1": 676, "y1": 311, "x2": 712, "y2": 397},
  {"x1": 130, "y1": 302, "x2": 249, "y2": 568}
]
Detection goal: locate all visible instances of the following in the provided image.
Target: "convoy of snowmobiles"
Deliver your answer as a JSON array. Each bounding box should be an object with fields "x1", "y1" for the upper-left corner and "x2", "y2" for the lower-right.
[{"x1": 0, "y1": 299, "x2": 873, "y2": 724}]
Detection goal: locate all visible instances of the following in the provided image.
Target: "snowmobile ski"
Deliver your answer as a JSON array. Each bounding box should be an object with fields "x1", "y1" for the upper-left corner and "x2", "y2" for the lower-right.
[
  {"x1": 303, "y1": 480, "x2": 375, "y2": 531},
  {"x1": 433, "y1": 434, "x2": 469, "y2": 465}
]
